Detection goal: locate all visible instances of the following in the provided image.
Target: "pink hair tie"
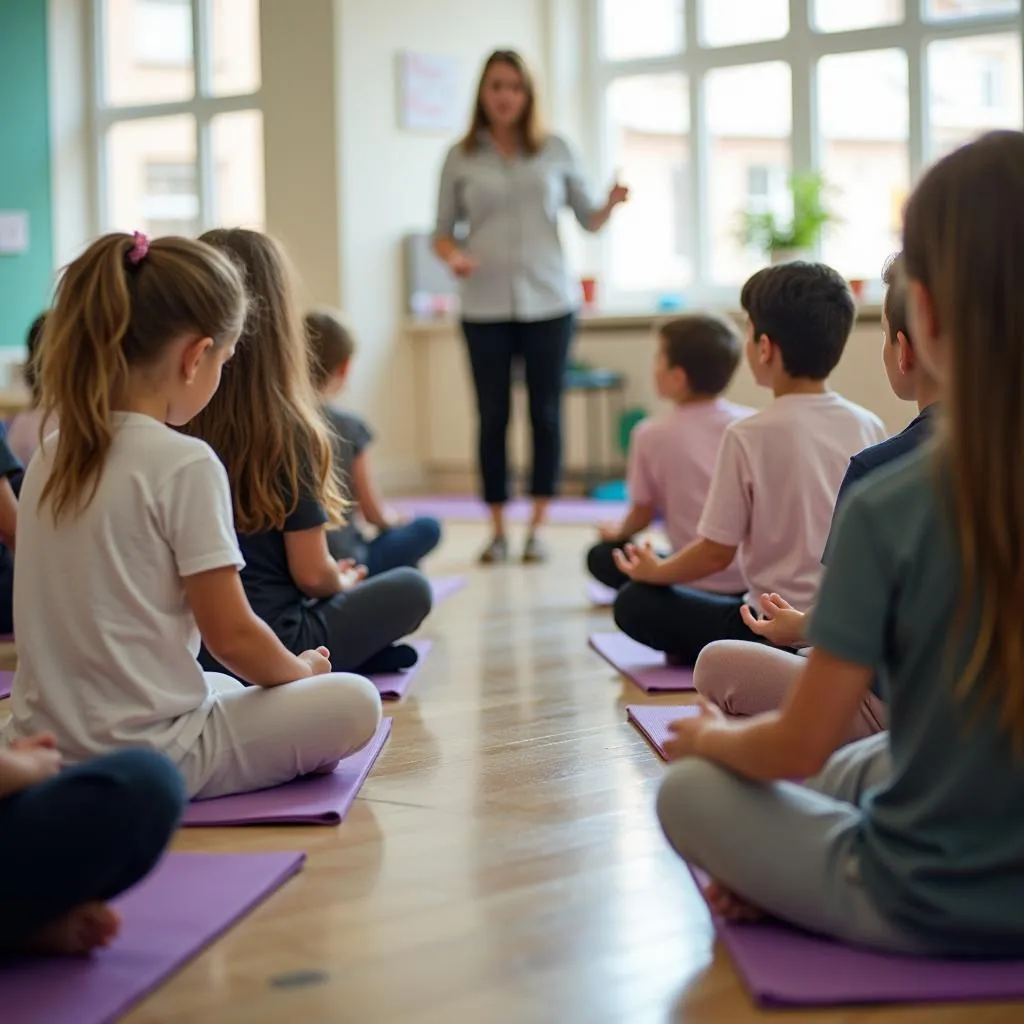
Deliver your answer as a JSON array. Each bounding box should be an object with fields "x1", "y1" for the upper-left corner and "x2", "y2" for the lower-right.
[{"x1": 127, "y1": 231, "x2": 150, "y2": 265}]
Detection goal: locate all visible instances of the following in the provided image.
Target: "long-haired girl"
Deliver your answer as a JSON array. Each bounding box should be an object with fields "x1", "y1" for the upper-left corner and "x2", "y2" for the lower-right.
[
  {"x1": 654, "y1": 131, "x2": 1024, "y2": 957},
  {"x1": 5, "y1": 231, "x2": 381, "y2": 799},
  {"x1": 184, "y1": 228, "x2": 432, "y2": 675}
]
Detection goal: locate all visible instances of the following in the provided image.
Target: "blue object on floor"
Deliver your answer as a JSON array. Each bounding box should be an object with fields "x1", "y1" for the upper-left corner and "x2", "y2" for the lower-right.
[{"x1": 590, "y1": 480, "x2": 627, "y2": 501}]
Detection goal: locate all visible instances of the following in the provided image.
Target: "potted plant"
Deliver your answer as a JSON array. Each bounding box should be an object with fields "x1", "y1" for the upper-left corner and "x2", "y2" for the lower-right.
[{"x1": 741, "y1": 172, "x2": 835, "y2": 264}]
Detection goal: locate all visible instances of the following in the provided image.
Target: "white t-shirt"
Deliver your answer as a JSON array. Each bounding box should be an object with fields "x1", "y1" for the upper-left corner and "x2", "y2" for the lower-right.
[
  {"x1": 698, "y1": 392, "x2": 888, "y2": 613},
  {"x1": 7, "y1": 413, "x2": 244, "y2": 763}
]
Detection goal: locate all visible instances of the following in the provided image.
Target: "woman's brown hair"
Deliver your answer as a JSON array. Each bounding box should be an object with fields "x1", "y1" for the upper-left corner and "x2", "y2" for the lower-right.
[
  {"x1": 39, "y1": 232, "x2": 245, "y2": 522},
  {"x1": 182, "y1": 229, "x2": 345, "y2": 533},
  {"x1": 461, "y1": 50, "x2": 544, "y2": 156},
  {"x1": 902, "y1": 129, "x2": 1024, "y2": 746}
]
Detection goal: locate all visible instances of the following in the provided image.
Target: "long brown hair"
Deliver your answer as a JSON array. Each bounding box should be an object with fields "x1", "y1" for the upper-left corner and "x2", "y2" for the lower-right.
[
  {"x1": 39, "y1": 233, "x2": 245, "y2": 522},
  {"x1": 903, "y1": 130, "x2": 1024, "y2": 745},
  {"x1": 182, "y1": 229, "x2": 345, "y2": 533},
  {"x1": 461, "y1": 50, "x2": 544, "y2": 156}
]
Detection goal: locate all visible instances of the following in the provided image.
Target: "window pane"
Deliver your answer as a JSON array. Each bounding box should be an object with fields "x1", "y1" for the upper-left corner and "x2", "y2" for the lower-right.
[
  {"x1": 605, "y1": 74, "x2": 691, "y2": 294},
  {"x1": 924, "y1": 0, "x2": 1019, "y2": 20},
  {"x1": 707, "y1": 62, "x2": 792, "y2": 283},
  {"x1": 212, "y1": 111, "x2": 265, "y2": 229},
  {"x1": 928, "y1": 34, "x2": 1022, "y2": 160},
  {"x1": 103, "y1": 0, "x2": 194, "y2": 106},
  {"x1": 813, "y1": 0, "x2": 904, "y2": 32},
  {"x1": 209, "y1": 0, "x2": 261, "y2": 96},
  {"x1": 599, "y1": 0, "x2": 684, "y2": 61},
  {"x1": 818, "y1": 50, "x2": 908, "y2": 280},
  {"x1": 106, "y1": 115, "x2": 198, "y2": 237},
  {"x1": 701, "y1": 0, "x2": 787, "y2": 48}
]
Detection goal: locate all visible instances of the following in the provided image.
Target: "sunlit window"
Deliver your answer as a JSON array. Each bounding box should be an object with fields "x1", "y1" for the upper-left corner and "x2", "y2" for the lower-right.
[
  {"x1": 593, "y1": 0, "x2": 1022, "y2": 303},
  {"x1": 97, "y1": 0, "x2": 264, "y2": 234}
]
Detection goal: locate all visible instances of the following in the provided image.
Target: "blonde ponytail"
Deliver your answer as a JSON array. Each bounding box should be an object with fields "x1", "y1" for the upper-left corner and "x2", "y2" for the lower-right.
[{"x1": 39, "y1": 232, "x2": 246, "y2": 521}]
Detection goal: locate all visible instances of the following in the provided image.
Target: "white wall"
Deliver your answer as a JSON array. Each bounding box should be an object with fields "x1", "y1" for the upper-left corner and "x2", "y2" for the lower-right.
[{"x1": 335, "y1": 0, "x2": 545, "y2": 486}]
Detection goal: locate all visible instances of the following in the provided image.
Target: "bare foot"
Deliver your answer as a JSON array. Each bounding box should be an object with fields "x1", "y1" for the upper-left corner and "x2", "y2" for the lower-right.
[
  {"x1": 24, "y1": 902, "x2": 121, "y2": 955},
  {"x1": 704, "y1": 880, "x2": 765, "y2": 922}
]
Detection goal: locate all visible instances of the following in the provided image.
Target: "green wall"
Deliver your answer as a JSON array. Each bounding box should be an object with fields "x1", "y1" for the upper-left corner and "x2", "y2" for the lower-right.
[{"x1": 0, "y1": 0, "x2": 52, "y2": 350}]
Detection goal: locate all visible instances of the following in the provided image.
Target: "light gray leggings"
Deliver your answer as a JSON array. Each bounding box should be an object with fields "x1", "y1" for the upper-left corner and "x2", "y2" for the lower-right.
[{"x1": 656, "y1": 732, "x2": 928, "y2": 954}]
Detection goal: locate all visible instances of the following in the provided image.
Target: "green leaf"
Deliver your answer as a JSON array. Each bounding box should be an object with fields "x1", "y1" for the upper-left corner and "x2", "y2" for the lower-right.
[{"x1": 739, "y1": 172, "x2": 838, "y2": 254}]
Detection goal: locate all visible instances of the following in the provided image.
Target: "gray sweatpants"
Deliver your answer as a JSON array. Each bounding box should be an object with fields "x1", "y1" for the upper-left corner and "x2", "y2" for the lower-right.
[{"x1": 656, "y1": 732, "x2": 928, "y2": 954}]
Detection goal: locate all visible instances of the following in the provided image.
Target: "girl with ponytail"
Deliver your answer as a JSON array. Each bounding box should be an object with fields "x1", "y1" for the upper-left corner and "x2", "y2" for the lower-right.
[{"x1": 5, "y1": 231, "x2": 381, "y2": 800}]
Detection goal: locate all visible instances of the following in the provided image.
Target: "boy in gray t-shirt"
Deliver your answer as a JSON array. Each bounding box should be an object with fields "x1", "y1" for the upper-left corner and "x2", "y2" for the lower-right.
[{"x1": 305, "y1": 310, "x2": 441, "y2": 576}]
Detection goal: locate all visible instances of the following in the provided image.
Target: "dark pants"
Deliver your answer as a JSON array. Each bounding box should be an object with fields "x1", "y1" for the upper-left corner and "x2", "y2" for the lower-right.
[
  {"x1": 0, "y1": 749, "x2": 186, "y2": 949},
  {"x1": 200, "y1": 568, "x2": 435, "y2": 678},
  {"x1": 327, "y1": 517, "x2": 442, "y2": 576},
  {"x1": 586, "y1": 540, "x2": 672, "y2": 591},
  {"x1": 461, "y1": 315, "x2": 575, "y2": 505},
  {"x1": 311, "y1": 567, "x2": 434, "y2": 671},
  {"x1": 613, "y1": 582, "x2": 760, "y2": 667}
]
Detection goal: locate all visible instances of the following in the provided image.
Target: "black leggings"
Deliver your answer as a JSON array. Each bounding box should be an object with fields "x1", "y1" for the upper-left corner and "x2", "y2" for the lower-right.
[
  {"x1": 0, "y1": 749, "x2": 185, "y2": 949},
  {"x1": 461, "y1": 315, "x2": 575, "y2": 505},
  {"x1": 613, "y1": 582, "x2": 760, "y2": 667}
]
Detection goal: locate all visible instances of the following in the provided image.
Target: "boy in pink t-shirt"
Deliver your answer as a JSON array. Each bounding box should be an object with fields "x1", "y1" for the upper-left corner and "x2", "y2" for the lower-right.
[
  {"x1": 586, "y1": 315, "x2": 753, "y2": 593},
  {"x1": 613, "y1": 262, "x2": 887, "y2": 666}
]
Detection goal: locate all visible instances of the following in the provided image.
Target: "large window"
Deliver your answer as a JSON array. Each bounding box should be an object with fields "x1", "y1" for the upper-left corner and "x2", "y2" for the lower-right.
[
  {"x1": 593, "y1": 0, "x2": 1022, "y2": 304},
  {"x1": 94, "y1": 0, "x2": 264, "y2": 237}
]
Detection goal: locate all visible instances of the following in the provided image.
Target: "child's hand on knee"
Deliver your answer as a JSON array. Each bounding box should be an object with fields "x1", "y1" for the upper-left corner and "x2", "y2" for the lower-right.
[
  {"x1": 740, "y1": 593, "x2": 806, "y2": 648},
  {"x1": 612, "y1": 541, "x2": 664, "y2": 583},
  {"x1": 704, "y1": 879, "x2": 764, "y2": 922},
  {"x1": 663, "y1": 700, "x2": 725, "y2": 761},
  {"x1": 298, "y1": 647, "x2": 332, "y2": 678},
  {"x1": 337, "y1": 559, "x2": 368, "y2": 591},
  {"x1": 0, "y1": 735, "x2": 63, "y2": 795}
]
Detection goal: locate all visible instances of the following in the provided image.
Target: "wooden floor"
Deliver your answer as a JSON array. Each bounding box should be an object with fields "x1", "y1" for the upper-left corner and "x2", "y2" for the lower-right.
[{"x1": 15, "y1": 523, "x2": 1024, "y2": 1023}]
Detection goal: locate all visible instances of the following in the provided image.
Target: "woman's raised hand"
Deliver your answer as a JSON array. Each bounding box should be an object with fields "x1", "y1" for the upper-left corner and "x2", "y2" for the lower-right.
[{"x1": 607, "y1": 181, "x2": 630, "y2": 208}]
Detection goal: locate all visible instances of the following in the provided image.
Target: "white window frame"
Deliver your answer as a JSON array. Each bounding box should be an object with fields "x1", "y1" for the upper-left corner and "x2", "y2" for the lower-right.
[
  {"x1": 89, "y1": 0, "x2": 262, "y2": 234},
  {"x1": 585, "y1": 0, "x2": 1024, "y2": 307}
]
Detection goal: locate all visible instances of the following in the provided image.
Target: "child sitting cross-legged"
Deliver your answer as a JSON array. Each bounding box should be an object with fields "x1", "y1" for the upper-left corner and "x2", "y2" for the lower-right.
[
  {"x1": 5, "y1": 231, "x2": 382, "y2": 800},
  {"x1": 586, "y1": 314, "x2": 753, "y2": 593},
  {"x1": 185, "y1": 229, "x2": 433, "y2": 678},
  {"x1": 0, "y1": 742, "x2": 184, "y2": 956},
  {"x1": 693, "y1": 252, "x2": 940, "y2": 744},
  {"x1": 656, "y1": 131, "x2": 1024, "y2": 956},
  {"x1": 612, "y1": 262, "x2": 887, "y2": 667},
  {"x1": 305, "y1": 309, "x2": 442, "y2": 575}
]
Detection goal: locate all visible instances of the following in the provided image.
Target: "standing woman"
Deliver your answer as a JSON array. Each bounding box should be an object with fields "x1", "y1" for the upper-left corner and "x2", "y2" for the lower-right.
[{"x1": 434, "y1": 50, "x2": 628, "y2": 564}]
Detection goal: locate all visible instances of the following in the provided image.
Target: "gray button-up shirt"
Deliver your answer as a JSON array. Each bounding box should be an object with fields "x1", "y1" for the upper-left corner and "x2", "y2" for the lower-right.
[{"x1": 434, "y1": 133, "x2": 600, "y2": 323}]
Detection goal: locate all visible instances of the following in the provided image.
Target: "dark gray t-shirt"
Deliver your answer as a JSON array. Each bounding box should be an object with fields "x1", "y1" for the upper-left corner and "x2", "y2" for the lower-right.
[
  {"x1": 323, "y1": 406, "x2": 373, "y2": 560},
  {"x1": 808, "y1": 445, "x2": 1024, "y2": 955}
]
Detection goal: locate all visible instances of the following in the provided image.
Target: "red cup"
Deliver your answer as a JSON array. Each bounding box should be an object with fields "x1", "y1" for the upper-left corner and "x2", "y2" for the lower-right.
[
  {"x1": 581, "y1": 276, "x2": 597, "y2": 307},
  {"x1": 849, "y1": 279, "x2": 865, "y2": 300}
]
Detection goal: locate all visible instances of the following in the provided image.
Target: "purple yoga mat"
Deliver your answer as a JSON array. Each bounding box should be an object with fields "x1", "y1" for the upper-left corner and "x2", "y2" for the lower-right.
[
  {"x1": 391, "y1": 495, "x2": 629, "y2": 525},
  {"x1": 588, "y1": 633, "x2": 695, "y2": 692},
  {"x1": 586, "y1": 581, "x2": 616, "y2": 607},
  {"x1": 0, "y1": 851, "x2": 304, "y2": 1024},
  {"x1": 0, "y1": 670, "x2": 11, "y2": 699},
  {"x1": 182, "y1": 717, "x2": 392, "y2": 826},
  {"x1": 626, "y1": 704, "x2": 700, "y2": 759},
  {"x1": 430, "y1": 574, "x2": 467, "y2": 606},
  {"x1": 688, "y1": 868, "x2": 1024, "y2": 1007},
  {"x1": 370, "y1": 640, "x2": 432, "y2": 700}
]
